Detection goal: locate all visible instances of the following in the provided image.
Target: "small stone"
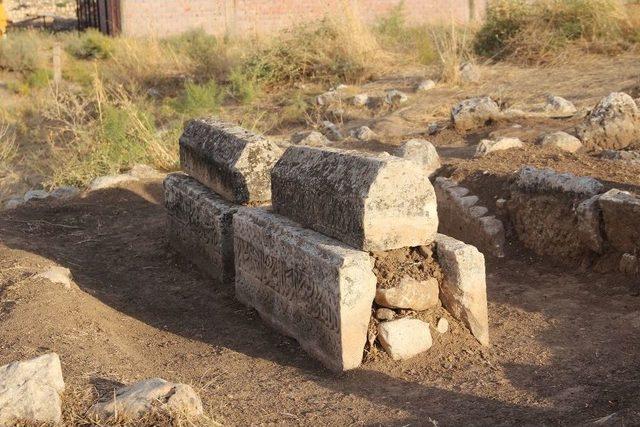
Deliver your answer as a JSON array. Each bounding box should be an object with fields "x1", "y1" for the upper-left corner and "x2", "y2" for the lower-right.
[
  {"x1": 385, "y1": 89, "x2": 408, "y2": 105},
  {"x1": 37, "y1": 266, "x2": 73, "y2": 289},
  {"x1": 128, "y1": 164, "x2": 164, "y2": 179},
  {"x1": 543, "y1": 95, "x2": 577, "y2": 118},
  {"x1": 451, "y1": 97, "x2": 500, "y2": 131},
  {"x1": 24, "y1": 190, "x2": 49, "y2": 202},
  {"x1": 0, "y1": 354, "x2": 65, "y2": 425},
  {"x1": 291, "y1": 131, "x2": 331, "y2": 147},
  {"x1": 352, "y1": 94, "x2": 369, "y2": 106},
  {"x1": 600, "y1": 149, "x2": 640, "y2": 161},
  {"x1": 377, "y1": 318, "x2": 433, "y2": 360},
  {"x1": 5, "y1": 196, "x2": 23, "y2": 210},
  {"x1": 375, "y1": 276, "x2": 439, "y2": 311},
  {"x1": 89, "y1": 378, "x2": 203, "y2": 420},
  {"x1": 459, "y1": 62, "x2": 481, "y2": 83},
  {"x1": 436, "y1": 318, "x2": 449, "y2": 334},
  {"x1": 89, "y1": 174, "x2": 139, "y2": 191},
  {"x1": 427, "y1": 122, "x2": 439, "y2": 135},
  {"x1": 316, "y1": 90, "x2": 337, "y2": 106},
  {"x1": 495, "y1": 198, "x2": 507, "y2": 210},
  {"x1": 49, "y1": 186, "x2": 80, "y2": 200},
  {"x1": 375, "y1": 308, "x2": 395, "y2": 321},
  {"x1": 335, "y1": 84, "x2": 348, "y2": 91},
  {"x1": 620, "y1": 253, "x2": 638, "y2": 276},
  {"x1": 322, "y1": 121, "x2": 343, "y2": 141},
  {"x1": 395, "y1": 139, "x2": 441, "y2": 177},
  {"x1": 416, "y1": 79, "x2": 436, "y2": 92},
  {"x1": 475, "y1": 137, "x2": 524, "y2": 157},
  {"x1": 351, "y1": 126, "x2": 376, "y2": 141},
  {"x1": 539, "y1": 131, "x2": 582, "y2": 153}
]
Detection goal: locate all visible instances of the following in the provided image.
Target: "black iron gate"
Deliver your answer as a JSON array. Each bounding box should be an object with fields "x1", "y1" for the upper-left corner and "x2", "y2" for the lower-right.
[{"x1": 76, "y1": 0, "x2": 121, "y2": 35}]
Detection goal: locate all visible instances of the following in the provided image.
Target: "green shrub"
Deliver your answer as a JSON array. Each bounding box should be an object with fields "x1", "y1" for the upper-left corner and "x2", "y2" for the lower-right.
[
  {"x1": 26, "y1": 68, "x2": 52, "y2": 89},
  {"x1": 67, "y1": 29, "x2": 115, "y2": 59},
  {"x1": 0, "y1": 31, "x2": 45, "y2": 73},
  {"x1": 227, "y1": 68, "x2": 260, "y2": 104},
  {"x1": 165, "y1": 29, "x2": 232, "y2": 80},
  {"x1": 172, "y1": 80, "x2": 222, "y2": 116}
]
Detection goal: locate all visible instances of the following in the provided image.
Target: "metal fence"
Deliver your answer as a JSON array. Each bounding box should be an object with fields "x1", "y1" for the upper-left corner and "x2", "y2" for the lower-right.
[{"x1": 76, "y1": 0, "x2": 121, "y2": 35}]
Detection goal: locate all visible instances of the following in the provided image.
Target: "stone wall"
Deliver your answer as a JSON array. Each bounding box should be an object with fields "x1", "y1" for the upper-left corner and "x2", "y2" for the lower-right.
[{"x1": 120, "y1": 0, "x2": 486, "y2": 38}]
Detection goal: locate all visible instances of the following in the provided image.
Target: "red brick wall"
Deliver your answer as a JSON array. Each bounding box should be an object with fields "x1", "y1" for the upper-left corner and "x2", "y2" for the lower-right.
[{"x1": 120, "y1": 0, "x2": 486, "y2": 38}]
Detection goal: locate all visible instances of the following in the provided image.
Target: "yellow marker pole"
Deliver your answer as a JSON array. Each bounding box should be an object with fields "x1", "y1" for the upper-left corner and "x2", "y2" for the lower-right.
[{"x1": 0, "y1": 0, "x2": 7, "y2": 37}]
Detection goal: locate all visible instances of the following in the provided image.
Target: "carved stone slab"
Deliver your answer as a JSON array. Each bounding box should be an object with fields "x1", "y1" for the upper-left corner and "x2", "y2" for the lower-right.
[
  {"x1": 233, "y1": 207, "x2": 376, "y2": 371},
  {"x1": 164, "y1": 173, "x2": 238, "y2": 284},
  {"x1": 271, "y1": 147, "x2": 438, "y2": 251},
  {"x1": 179, "y1": 118, "x2": 283, "y2": 204}
]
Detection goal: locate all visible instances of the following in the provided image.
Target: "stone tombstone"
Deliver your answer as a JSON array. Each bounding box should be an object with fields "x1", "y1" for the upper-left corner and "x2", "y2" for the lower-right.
[
  {"x1": 179, "y1": 118, "x2": 283, "y2": 204},
  {"x1": 233, "y1": 207, "x2": 376, "y2": 372},
  {"x1": 164, "y1": 173, "x2": 238, "y2": 284},
  {"x1": 271, "y1": 147, "x2": 438, "y2": 251}
]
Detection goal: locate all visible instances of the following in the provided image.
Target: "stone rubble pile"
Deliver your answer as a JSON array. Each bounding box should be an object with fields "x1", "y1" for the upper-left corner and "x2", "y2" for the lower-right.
[{"x1": 166, "y1": 118, "x2": 490, "y2": 372}]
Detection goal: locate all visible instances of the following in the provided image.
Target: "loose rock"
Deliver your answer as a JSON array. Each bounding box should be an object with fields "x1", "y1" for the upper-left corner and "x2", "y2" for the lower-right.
[
  {"x1": 475, "y1": 137, "x2": 524, "y2": 157},
  {"x1": 352, "y1": 94, "x2": 369, "y2": 107},
  {"x1": 395, "y1": 139, "x2": 441, "y2": 177},
  {"x1": 24, "y1": 189, "x2": 49, "y2": 202},
  {"x1": 37, "y1": 266, "x2": 74, "y2": 289},
  {"x1": 351, "y1": 126, "x2": 376, "y2": 141},
  {"x1": 452, "y1": 97, "x2": 500, "y2": 131},
  {"x1": 599, "y1": 149, "x2": 640, "y2": 162},
  {"x1": 322, "y1": 121, "x2": 343, "y2": 141},
  {"x1": 385, "y1": 89, "x2": 408, "y2": 105},
  {"x1": 89, "y1": 174, "x2": 139, "y2": 191},
  {"x1": 436, "y1": 317, "x2": 449, "y2": 334},
  {"x1": 291, "y1": 130, "x2": 331, "y2": 147},
  {"x1": 459, "y1": 62, "x2": 481, "y2": 83},
  {"x1": 88, "y1": 378, "x2": 203, "y2": 420},
  {"x1": 416, "y1": 79, "x2": 436, "y2": 92},
  {"x1": 378, "y1": 318, "x2": 433, "y2": 360},
  {"x1": 49, "y1": 186, "x2": 81, "y2": 200},
  {"x1": 0, "y1": 353, "x2": 65, "y2": 425},
  {"x1": 5, "y1": 196, "x2": 23, "y2": 210},
  {"x1": 539, "y1": 131, "x2": 582, "y2": 153},
  {"x1": 375, "y1": 308, "x2": 396, "y2": 321},
  {"x1": 375, "y1": 276, "x2": 439, "y2": 311},
  {"x1": 576, "y1": 92, "x2": 640, "y2": 150},
  {"x1": 544, "y1": 95, "x2": 577, "y2": 118}
]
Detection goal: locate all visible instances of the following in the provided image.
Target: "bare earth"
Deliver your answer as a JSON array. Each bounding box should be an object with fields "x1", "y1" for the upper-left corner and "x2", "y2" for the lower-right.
[
  {"x1": 1, "y1": 54, "x2": 640, "y2": 425},
  {"x1": 0, "y1": 180, "x2": 638, "y2": 425}
]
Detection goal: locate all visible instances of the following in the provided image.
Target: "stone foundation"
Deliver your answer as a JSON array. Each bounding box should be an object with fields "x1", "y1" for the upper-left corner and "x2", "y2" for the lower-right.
[
  {"x1": 434, "y1": 177, "x2": 505, "y2": 258},
  {"x1": 164, "y1": 173, "x2": 238, "y2": 284}
]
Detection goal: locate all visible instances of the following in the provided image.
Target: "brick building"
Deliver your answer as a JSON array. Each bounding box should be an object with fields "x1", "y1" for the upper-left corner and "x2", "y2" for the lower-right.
[{"x1": 79, "y1": 0, "x2": 486, "y2": 37}]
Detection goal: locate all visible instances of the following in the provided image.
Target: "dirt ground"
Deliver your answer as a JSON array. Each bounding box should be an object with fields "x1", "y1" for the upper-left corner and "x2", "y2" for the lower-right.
[{"x1": 0, "y1": 179, "x2": 639, "y2": 426}]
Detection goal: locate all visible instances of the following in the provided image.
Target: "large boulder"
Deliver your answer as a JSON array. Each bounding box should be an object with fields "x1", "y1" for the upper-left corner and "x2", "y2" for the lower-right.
[
  {"x1": 576, "y1": 92, "x2": 640, "y2": 150},
  {"x1": 272, "y1": 147, "x2": 438, "y2": 251},
  {"x1": 452, "y1": 97, "x2": 501, "y2": 131},
  {"x1": 0, "y1": 354, "x2": 65, "y2": 425},
  {"x1": 89, "y1": 378, "x2": 203, "y2": 420},
  {"x1": 377, "y1": 318, "x2": 433, "y2": 360}
]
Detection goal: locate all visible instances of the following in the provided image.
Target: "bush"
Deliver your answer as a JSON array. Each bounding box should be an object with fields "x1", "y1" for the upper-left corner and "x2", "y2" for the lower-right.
[
  {"x1": 172, "y1": 80, "x2": 223, "y2": 116},
  {"x1": 26, "y1": 68, "x2": 52, "y2": 89},
  {"x1": 227, "y1": 68, "x2": 260, "y2": 104},
  {"x1": 475, "y1": 0, "x2": 636, "y2": 63},
  {"x1": 0, "y1": 30, "x2": 45, "y2": 73},
  {"x1": 67, "y1": 29, "x2": 115, "y2": 59}
]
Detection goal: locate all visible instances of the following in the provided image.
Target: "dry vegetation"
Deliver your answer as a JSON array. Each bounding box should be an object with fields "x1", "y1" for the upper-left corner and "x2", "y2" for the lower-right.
[{"x1": 0, "y1": 0, "x2": 638, "y2": 196}]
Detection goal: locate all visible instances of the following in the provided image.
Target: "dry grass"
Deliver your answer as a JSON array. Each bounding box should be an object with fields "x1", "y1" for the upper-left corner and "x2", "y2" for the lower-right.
[
  {"x1": 431, "y1": 23, "x2": 474, "y2": 84},
  {"x1": 475, "y1": 0, "x2": 639, "y2": 64}
]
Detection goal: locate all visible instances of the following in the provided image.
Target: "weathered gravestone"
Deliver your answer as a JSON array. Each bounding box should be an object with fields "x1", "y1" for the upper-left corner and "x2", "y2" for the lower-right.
[
  {"x1": 234, "y1": 207, "x2": 376, "y2": 371},
  {"x1": 271, "y1": 147, "x2": 438, "y2": 251},
  {"x1": 164, "y1": 173, "x2": 238, "y2": 284},
  {"x1": 180, "y1": 118, "x2": 283, "y2": 204}
]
